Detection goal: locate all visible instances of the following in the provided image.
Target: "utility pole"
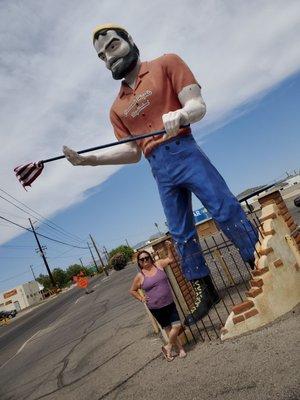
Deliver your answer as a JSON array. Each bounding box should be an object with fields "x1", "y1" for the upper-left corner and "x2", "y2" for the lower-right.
[
  {"x1": 103, "y1": 245, "x2": 109, "y2": 261},
  {"x1": 103, "y1": 245, "x2": 110, "y2": 264},
  {"x1": 29, "y1": 218, "x2": 55, "y2": 287},
  {"x1": 87, "y1": 242, "x2": 99, "y2": 273},
  {"x1": 102, "y1": 247, "x2": 108, "y2": 263},
  {"x1": 125, "y1": 238, "x2": 130, "y2": 247},
  {"x1": 79, "y1": 258, "x2": 84, "y2": 268},
  {"x1": 89, "y1": 234, "x2": 108, "y2": 276},
  {"x1": 30, "y1": 265, "x2": 36, "y2": 281}
]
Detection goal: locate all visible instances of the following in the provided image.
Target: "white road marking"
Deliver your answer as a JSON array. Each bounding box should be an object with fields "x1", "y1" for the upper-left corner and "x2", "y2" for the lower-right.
[
  {"x1": 75, "y1": 296, "x2": 85, "y2": 304},
  {"x1": 92, "y1": 283, "x2": 100, "y2": 289},
  {"x1": 101, "y1": 277, "x2": 110, "y2": 282},
  {"x1": 0, "y1": 330, "x2": 41, "y2": 369}
]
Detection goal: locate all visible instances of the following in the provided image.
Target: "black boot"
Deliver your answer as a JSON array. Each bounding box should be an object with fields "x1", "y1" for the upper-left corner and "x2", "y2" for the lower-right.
[
  {"x1": 184, "y1": 278, "x2": 210, "y2": 326},
  {"x1": 248, "y1": 258, "x2": 255, "y2": 270},
  {"x1": 202, "y1": 275, "x2": 221, "y2": 305}
]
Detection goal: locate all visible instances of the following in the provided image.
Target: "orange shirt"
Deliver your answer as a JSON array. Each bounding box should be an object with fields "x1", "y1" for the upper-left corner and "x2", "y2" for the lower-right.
[{"x1": 109, "y1": 53, "x2": 200, "y2": 156}]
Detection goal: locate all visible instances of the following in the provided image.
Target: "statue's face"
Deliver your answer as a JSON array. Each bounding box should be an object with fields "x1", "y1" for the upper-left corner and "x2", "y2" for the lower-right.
[{"x1": 94, "y1": 30, "x2": 138, "y2": 80}]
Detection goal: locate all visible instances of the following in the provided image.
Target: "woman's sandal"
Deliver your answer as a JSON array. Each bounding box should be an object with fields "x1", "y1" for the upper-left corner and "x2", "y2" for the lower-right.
[{"x1": 161, "y1": 346, "x2": 174, "y2": 362}]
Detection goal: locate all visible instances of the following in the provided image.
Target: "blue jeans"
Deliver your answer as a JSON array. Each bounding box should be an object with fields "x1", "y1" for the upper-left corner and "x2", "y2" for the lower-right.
[{"x1": 147, "y1": 135, "x2": 258, "y2": 281}]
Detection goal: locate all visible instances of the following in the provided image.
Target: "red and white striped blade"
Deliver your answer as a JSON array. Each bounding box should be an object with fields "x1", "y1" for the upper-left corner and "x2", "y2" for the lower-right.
[{"x1": 14, "y1": 162, "x2": 44, "y2": 189}]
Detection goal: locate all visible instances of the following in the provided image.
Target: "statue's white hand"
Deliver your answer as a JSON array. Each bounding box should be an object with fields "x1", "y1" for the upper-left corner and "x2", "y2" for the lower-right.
[
  {"x1": 63, "y1": 146, "x2": 86, "y2": 166},
  {"x1": 162, "y1": 109, "x2": 189, "y2": 140}
]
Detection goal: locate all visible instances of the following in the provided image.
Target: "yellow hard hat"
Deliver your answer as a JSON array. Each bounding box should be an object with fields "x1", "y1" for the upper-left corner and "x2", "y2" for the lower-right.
[{"x1": 92, "y1": 23, "x2": 128, "y2": 41}]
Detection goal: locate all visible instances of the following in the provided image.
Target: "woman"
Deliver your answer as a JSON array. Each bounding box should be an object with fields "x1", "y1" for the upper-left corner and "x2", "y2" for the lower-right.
[{"x1": 130, "y1": 241, "x2": 186, "y2": 361}]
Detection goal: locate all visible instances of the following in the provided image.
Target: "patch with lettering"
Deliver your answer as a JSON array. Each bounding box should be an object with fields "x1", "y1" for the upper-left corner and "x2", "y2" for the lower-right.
[{"x1": 123, "y1": 90, "x2": 152, "y2": 118}]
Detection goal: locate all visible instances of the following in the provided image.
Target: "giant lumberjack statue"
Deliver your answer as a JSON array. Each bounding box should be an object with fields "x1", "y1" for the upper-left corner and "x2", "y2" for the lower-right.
[{"x1": 63, "y1": 24, "x2": 258, "y2": 325}]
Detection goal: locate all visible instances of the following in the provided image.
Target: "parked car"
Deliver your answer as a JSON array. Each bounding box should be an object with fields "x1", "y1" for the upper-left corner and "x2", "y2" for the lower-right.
[
  {"x1": 0, "y1": 309, "x2": 17, "y2": 319},
  {"x1": 294, "y1": 195, "x2": 300, "y2": 207}
]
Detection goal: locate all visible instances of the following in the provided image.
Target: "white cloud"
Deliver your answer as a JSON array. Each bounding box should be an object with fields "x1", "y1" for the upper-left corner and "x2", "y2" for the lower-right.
[{"x1": 1, "y1": 0, "x2": 300, "y2": 243}]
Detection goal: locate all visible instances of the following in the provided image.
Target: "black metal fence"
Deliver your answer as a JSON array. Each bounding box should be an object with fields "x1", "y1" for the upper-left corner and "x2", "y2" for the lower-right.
[{"x1": 162, "y1": 210, "x2": 263, "y2": 344}]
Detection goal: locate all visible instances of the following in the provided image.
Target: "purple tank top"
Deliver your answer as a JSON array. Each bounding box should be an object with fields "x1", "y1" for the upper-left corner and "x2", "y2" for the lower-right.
[{"x1": 141, "y1": 266, "x2": 173, "y2": 309}]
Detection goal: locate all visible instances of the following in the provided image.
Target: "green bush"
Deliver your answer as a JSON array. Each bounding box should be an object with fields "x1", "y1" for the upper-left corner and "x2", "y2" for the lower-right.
[
  {"x1": 109, "y1": 245, "x2": 134, "y2": 262},
  {"x1": 109, "y1": 252, "x2": 127, "y2": 271}
]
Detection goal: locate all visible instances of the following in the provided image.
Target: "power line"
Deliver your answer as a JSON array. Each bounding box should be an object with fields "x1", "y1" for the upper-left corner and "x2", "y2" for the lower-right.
[
  {"x1": 0, "y1": 215, "x2": 88, "y2": 249},
  {"x1": 0, "y1": 244, "x2": 35, "y2": 249},
  {"x1": 45, "y1": 246, "x2": 76, "y2": 258},
  {"x1": 46, "y1": 245, "x2": 89, "y2": 260},
  {"x1": 0, "y1": 192, "x2": 83, "y2": 245},
  {"x1": 0, "y1": 251, "x2": 88, "y2": 260},
  {"x1": 0, "y1": 187, "x2": 86, "y2": 244},
  {"x1": 0, "y1": 270, "x2": 31, "y2": 283},
  {"x1": 0, "y1": 209, "x2": 32, "y2": 221},
  {"x1": 0, "y1": 256, "x2": 40, "y2": 259},
  {"x1": 48, "y1": 253, "x2": 89, "y2": 260}
]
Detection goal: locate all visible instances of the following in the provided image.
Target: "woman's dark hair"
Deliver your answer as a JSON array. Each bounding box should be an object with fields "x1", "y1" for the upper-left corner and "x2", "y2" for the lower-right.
[
  {"x1": 136, "y1": 250, "x2": 154, "y2": 269},
  {"x1": 93, "y1": 28, "x2": 140, "y2": 56}
]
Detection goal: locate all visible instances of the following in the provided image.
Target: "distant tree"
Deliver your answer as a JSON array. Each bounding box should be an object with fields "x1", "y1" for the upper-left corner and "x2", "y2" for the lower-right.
[
  {"x1": 109, "y1": 253, "x2": 127, "y2": 271},
  {"x1": 86, "y1": 266, "x2": 98, "y2": 276},
  {"x1": 36, "y1": 274, "x2": 52, "y2": 290},
  {"x1": 109, "y1": 245, "x2": 134, "y2": 262},
  {"x1": 66, "y1": 264, "x2": 89, "y2": 281},
  {"x1": 52, "y1": 268, "x2": 69, "y2": 288}
]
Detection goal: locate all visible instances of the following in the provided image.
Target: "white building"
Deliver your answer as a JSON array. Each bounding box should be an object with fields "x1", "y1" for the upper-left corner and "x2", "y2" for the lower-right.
[
  {"x1": 0, "y1": 281, "x2": 43, "y2": 312},
  {"x1": 284, "y1": 175, "x2": 300, "y2": 187}
]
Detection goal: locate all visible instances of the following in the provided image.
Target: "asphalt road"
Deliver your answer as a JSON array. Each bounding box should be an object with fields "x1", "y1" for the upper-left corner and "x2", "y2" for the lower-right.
[
  {"x1": 0, "y1": 267, "x2": 144, "y2": 400},
  {"x1": 0, "y1": 282, "x2": 88, "y2": 365}
]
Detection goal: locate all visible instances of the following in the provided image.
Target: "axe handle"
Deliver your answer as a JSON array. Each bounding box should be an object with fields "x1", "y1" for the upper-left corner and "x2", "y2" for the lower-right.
[{"x1": 41, "y1": 125, "x2": 190, "y2": 164}]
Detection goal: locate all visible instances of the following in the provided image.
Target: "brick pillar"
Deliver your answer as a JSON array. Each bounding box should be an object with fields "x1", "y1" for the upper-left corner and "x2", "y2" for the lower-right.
[
  {"x1": 152, "y1": 239, "x2": 195, "y2": 311},
  {"x1": 221, "y1": 189, "x2": 300, "y2": 340},
  {"x1": 258, "y1": 190, "x2": 300, "y2": 251}
]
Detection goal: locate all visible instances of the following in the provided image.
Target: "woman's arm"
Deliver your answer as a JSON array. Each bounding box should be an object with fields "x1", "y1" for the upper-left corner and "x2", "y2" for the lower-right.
[
  {"x1": 156, "y1": 241, "x2": 175, "y2": 269},
  {"x1": 129, "y1": 274, "x2": 147, "y2": 302}
]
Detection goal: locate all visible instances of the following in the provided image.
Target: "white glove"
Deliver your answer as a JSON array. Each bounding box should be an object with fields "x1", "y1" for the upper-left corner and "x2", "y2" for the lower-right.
[
  {"x1": 162, "y1": 109, "x2": 189, "y2": 140},
  {"x1": 63, "y1": 146, "x2": 87, "y2": 166}
]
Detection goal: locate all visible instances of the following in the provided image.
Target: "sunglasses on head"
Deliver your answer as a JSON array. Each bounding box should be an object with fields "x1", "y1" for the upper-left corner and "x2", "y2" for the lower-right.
[{"x1": 139, "y1": 256, "x2": 150, "y2": 263}]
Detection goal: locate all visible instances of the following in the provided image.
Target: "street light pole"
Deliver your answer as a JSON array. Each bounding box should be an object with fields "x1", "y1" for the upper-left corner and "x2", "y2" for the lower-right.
[
  {"x1": 30, "y1": 265, "x2": 36, "y2": 281},
  {"x1": 154, "y1": 222, "x2": 162, "y2": 235}
]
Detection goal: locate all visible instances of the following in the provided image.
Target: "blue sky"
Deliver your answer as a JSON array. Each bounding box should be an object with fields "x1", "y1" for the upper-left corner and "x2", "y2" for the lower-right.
[{"x1": 0, "y1": 1, "x2": 300, "y2": 291}]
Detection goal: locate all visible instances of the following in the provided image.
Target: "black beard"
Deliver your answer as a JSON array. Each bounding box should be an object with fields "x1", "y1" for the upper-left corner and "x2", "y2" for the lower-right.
[{"x1": 111, "y1": 46, "x2": 139, "y2": 80}]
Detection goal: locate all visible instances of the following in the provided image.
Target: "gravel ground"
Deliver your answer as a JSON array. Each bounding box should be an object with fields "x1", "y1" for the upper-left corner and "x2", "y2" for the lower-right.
[{"x1": 102, "y1": 302, "x2": 300, "y2": 400}]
